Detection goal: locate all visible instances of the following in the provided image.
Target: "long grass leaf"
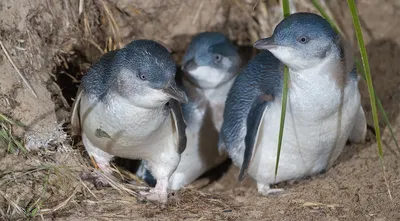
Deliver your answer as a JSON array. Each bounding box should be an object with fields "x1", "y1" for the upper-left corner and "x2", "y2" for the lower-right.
[
  {"x1": 0, "y1": 113, "x2": 25, "y2": 127},
  {"x1": 347, "y1": 0, "x2": 382, "y2": 156},
  {"x1": 346, "y1": 0, "x2": 391, "y2": 199},
  {"x1": 310, "y1": 0, "x2": 341, "y2": 33},
  {"x1": 0, "y1": 113, "x2": 27, "y2": 153},
  {"x1": 311, "y1": 0, "x2": 398, "y2": 150},
  {"x1": 275, "y1": 0, "x2": 291, "y2": 178},
  {"x1": 376, "y1": 97, "x2": 399, "y2": 148},
  {"x1": 282, "y1": 0, "x2": 291, "y2": 17},
  {"x1": 275, "y1": 66, "x2": 289, "y2": 177},
  {"x1": 0, "y1": 113, "x2": 17, "y2": 125},
  {"x1": 355, "y1": 61, "x2": 399, "y2": 149}
]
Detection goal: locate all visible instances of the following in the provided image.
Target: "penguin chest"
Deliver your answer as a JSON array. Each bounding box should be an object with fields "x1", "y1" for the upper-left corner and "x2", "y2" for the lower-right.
[
  {"x1": 176, "y1": 103, "x2": 221, "y2": 166},
  {"x1": 203, "y1": 79, "x2": 234, "y2": 131},
  {"x1": 250, "y1": 78, "x2": 361, "y2": 184},
  {"x1": 80, "y1": 95, "x2": 175, "y2": 159}
]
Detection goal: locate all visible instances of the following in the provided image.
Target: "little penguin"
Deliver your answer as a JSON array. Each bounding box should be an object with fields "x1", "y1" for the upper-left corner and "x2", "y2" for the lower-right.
[
  {"x1": 71, "y1": 39, "x2": 188, "y2": 203},
  {"x1": 138, "y1": 32, "x2": 242, "y2": 190},
  {"x1": 219, "y1": 12, "x2": 367, "y2": 195}
]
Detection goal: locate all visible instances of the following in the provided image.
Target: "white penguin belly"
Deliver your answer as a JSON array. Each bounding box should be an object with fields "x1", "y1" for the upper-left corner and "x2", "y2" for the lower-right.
[
  {"x1": 169, "y1": 128, "x2": 226, "y2": 190},
  {"x1": 168, "y1": 103, "x2": 227, "y2": 190},
  {"x1": 204, "y1": 77, "x2": 235, "y2": 131},
  {"x1": 80, "y1": 94, "x2": 176, "y2": 160},
  {"x1": 248, "y1": 78, "x2": 361, "y2": 185},
  {"x1": 167, "y1": 80, "x2": 233, "y2": 190}
]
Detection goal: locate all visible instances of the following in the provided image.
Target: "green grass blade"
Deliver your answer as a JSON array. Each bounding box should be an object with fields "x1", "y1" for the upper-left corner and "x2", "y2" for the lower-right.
[
  {"x1": 0, "y1": 113, "x2": 25, "y2": 127},
  {"x1": 377, "y1": 99, "x2": 399, "y2": 147},
  {"x1": 346, "y1": 0, "x2": 382, "y2": 156},
  {"x1": 274, "y1": 0, "x2": 291, "y2": 178},
  {"x1": 355, "y1": 61, "x2": 399, "y2": 150},
  {"x1": 310, "y1": 0, "x2": 341, "y2": 34},
  {"x1": 376, "y1": 97, "x2": 399, "y2": 148},
  {"x1": 0, "y1": 113, "x2": 16, "y2": 125},
  {"x1": 27, "y1": 171, "x2": 49, "y2": 217},
  {"x1": 12, "y1": 138, "x2": 27, "y2": 153},
  {"x1": 8, "y1": 138, "x2": 16, "y2": 154},
  {"x1": 275, "y1": 65, "x2": 289, "y2": 177},
  {"x1": 311, "y1": 0, "x2": 398, "y2": 150},
  {"x1": 347, "y1": 0, "x2": 392, "y2": 199},
  {"x1": 0, "y1": 113, "x2": 27, "y2": 153},
  {"x1": 282, "y1": 0, "x2": 291, "y2": 17}
]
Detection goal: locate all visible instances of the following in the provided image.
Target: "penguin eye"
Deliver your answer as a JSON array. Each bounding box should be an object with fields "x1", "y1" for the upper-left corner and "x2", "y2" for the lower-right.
[
  {"x1": 298, "y1": 36, "x2": 310, "y2": 44},
  {"x1": 138, "y1": 73, "x2": 146, "y2": 81},
  {"x1": 215, "y1": 54, "x2": 222, "y2": 63}
]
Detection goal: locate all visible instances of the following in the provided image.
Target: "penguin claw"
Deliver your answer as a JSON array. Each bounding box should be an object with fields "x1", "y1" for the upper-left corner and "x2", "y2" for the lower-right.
[
  {"x1": 80, "y1": 170, "x2": 111, "y2": 188},
  {"x1": 257, "y1": 183, "x2": 285, "y2": 196},
  {"x1": 139, "y1": 189, "x2": 168, "y2": 203},
  {"x1": 259, "y1": 188, "x2": 285, "y2": 196},
  {"x1": 140, "y1": 178, "x2": 169, "y2": 203}
]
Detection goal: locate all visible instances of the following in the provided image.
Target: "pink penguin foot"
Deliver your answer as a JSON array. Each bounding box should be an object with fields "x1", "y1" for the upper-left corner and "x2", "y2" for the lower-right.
[{"x1": 140, "y1": 178, "x2": 169, "y2": 203}]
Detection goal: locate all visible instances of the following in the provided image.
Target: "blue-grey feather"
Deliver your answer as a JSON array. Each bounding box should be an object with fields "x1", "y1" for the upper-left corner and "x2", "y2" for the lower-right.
[
  {"x1": 182, "y1": 32, "x2": 227, "y2": 64},
  {"x1": 182, "y1": 32, "x2": 238, "y2": 68},
  {"x1": 273, "y1": 13, "x2": 337, "y2": 44},
  {"x1": 82, "y1": 40, "x2": 176, "y2": 99},
  {"x1": 219, "y1": 50, "x2": 283, "y2": 155},
  {"x1": 82, "y1": 50, "x2": 119, "y2": 100},
  {"x1": 180, "y1": 32, "x2": 240, "y2": 126}
]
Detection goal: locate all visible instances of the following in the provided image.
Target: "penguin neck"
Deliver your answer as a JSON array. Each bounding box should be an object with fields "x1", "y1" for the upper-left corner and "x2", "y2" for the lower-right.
[
  {"x1": 289, "y1": 51, "x2": 348, "y2": 90},
  {"x1": 287, "y1": 51, "x2": 355, "y2": 121},
  {"x1": 104, "y1": 90, "x2": 169, "y2": 125},
  {"x1": 204, "y1": 76, "x2": 235, "y2": 101},
  {"x1": 184, "y1": 76, "x2": 235, "y2": 103},
  {"x1": 102, "y1": 88, "x2": 168, "y2": 114}
]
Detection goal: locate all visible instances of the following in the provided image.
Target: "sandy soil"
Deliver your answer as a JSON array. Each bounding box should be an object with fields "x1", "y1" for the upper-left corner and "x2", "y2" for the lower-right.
[{"x1": 0, "y1": 0, "x2": 399, "y2": 220}]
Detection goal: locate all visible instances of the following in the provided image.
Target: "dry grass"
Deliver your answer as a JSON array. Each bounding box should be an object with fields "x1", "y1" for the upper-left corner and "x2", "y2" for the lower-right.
[
  {"x1": 1, "y1": 0, "x2": 399, "y2": 220},
  {"x1": 0, "y1": 113, "x2": 27, "y2": 154},
  {"x1": 0, "y1": 1, "x2": 273, "y2": 219},
  {"x1": 0, "y1": 41, "x2": 38, "y2": 99}
]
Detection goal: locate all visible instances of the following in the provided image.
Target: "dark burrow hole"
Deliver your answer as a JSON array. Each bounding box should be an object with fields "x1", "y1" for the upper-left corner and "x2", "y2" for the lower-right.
[{"x1": 52, "y1": 50, "x2": 90, "y2": 106}]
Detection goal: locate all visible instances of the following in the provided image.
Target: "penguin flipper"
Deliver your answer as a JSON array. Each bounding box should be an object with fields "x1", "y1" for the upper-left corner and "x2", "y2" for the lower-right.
[
  {"x1": 71, "y1": 86, "x2": 84, "y2": 136},
  {"x1": 238, "y1": 95, "x2": 271, "y2": 181},
  {"x1": 349, "y1": 106, "x2": 367, "y2": 144},
  {"x1": 169, "y1": 99, "x2": 188, "y2": 154}
]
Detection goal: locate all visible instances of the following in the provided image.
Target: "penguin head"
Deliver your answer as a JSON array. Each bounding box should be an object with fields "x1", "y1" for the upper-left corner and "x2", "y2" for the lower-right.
[
  {"x1": 254, "y1": 13, "x2": 340, "y2": 71},
  {"x1": 181, "y1": 32, "x2": 241, "y2": 88},
  {"x1": 114, "y1": 40, "x2": 187, "y2": 108}
]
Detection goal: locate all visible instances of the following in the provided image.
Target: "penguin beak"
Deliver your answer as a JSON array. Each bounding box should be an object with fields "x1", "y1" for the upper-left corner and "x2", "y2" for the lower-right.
[
  {"x1": 181, "y1": 59, "x2": 198, "y2": 73},
  {"x1": 253, "y1": 37, "x2": 279, "y2": 50},
  {"x1": 163, "y1": 82, "x2": 188, "y2": 104}
]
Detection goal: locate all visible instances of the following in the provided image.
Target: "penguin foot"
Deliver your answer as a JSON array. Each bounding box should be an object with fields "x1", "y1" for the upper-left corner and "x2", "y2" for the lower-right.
[
  {"x1": 140, "y1": 178, "x2": 169, "y2": 203},
  {"x1": 140, "y1": 189, "x2": 168, "y2": 203},
  {"x1": 81, "y1": 134, "x2": 116, "y2": 187},
  {"x1": 81, "y1": 160, "x2": 119, "y2": 188},
  {"x1": 257, "y1": 183, "x2": 284, "y2": 196},
  {"x1": 80, "y1": 170, "x2": 111, "y2": 188}
]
